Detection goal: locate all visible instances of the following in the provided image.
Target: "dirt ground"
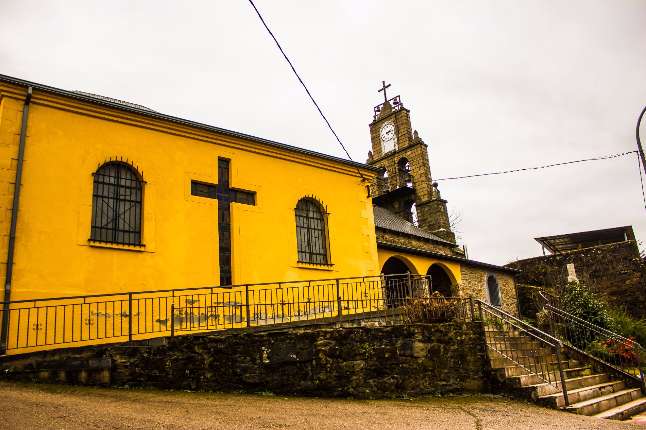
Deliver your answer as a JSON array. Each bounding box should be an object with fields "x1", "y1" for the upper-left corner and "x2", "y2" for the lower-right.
[{"x1": 0, "y1": 382, "x2": 642, "y2": 430}]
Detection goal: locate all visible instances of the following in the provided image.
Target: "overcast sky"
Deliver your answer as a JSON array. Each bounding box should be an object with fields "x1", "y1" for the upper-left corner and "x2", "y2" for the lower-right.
[{"x1": 1, "y1": 0, "x2": 645, "y2": 265}]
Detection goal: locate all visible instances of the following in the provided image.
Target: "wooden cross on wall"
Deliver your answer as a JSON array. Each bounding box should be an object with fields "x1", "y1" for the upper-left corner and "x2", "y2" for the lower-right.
[{"x1": 191, "y1": 158, "x2": 256, "y2": 286}]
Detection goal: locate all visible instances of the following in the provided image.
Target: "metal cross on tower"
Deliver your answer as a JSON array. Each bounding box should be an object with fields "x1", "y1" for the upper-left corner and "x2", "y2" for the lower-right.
[
  {"x1": 190, "y1": 158, "x2": 256, "y2": 286},
  {"x1": 378, "y1": 80, "x2": 391, "y2": 103}
]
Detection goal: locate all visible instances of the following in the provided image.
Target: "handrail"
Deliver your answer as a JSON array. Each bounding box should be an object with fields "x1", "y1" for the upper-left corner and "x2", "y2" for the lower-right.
[
  {"x1": 0, "y1": 273, "x2": 422, "y2": 306},
  {"x1": 537, "y1": 290, "x2": 645, "y2": 390},
  {"x1": 546, "y1": 304, "x2": 643, "y2": 348},
  {"x1": 478, "y1": 300, "x2": 562, "y2": 347},
  {"x1": 477, "y1": 300, "x2": 570, "y2": 406}
]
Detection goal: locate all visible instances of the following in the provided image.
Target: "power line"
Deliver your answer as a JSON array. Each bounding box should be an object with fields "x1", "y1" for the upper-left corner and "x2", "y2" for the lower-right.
[
  {"x1": 247, "y1": 0, "x2": 365, "y2": 180},
  {"x1": 434, "y1": 151, "x2": 637, "y2": 181}
]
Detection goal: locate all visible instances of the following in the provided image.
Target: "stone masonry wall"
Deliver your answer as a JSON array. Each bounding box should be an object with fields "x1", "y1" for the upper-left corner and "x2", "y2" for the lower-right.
[
  {"x1": 0, "y1": 323, "x2": 490, "y2": 398},
  {"x1": 376, "y1": 229, "x2": 459, "y2": 255},
  {"x1": 459, "y1": 267, "x2": 517, "y2": 315},
  {"x1": 506, "y1": 241, "x2": 646, "y2": 318}
]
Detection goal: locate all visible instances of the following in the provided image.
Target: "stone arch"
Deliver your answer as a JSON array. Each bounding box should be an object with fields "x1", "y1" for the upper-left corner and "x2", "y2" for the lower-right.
[
  {"x1": 381, "y1": 255, "x2": 417, "y2": 275},
  {"x1": 381, "y1": 256, "x2": 418, "y2": 308},
  {"x1": 486, "y1": 274, "x2": 502, "y2": 307},
  {"x1": 427, "y1": 263, "x2": 456, "y2": 297}
]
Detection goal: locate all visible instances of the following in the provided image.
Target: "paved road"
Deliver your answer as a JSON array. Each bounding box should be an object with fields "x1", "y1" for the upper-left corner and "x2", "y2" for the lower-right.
[{"x1": 0, "y1": 382, "x2": 641, "y2": 430}]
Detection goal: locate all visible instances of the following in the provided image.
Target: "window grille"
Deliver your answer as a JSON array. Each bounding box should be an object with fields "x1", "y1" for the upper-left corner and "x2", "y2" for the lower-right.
[
  {"x1": 90, "y1": 162, "x2": 143, "y2": 245},
  {"x1": 487, "y1": 275, "x2": 501, "y2": 307},
  {"x1": 295, "y1": 198, "x2": 328, "y2": 264}
]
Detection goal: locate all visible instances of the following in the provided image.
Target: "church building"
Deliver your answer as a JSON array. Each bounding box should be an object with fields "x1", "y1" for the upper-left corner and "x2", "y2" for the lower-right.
[{"x1": 0, "y1": 74, "x2": 516, "y2": 353}]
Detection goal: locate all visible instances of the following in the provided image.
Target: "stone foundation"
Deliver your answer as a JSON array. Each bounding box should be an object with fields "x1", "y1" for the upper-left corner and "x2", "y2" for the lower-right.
[{"x1": 0, "y1": 323, "x2": 490, "y2": 398}]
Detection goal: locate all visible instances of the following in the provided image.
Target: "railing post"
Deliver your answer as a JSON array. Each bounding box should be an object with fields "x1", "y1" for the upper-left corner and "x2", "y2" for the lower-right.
[
  {"x1": 469, "y1": 297, "x2": 475, "y2": 321},
  {"x1": 245, "y1": 285, "x2": 251, "y2": 328},
  {"x1": 170, "y1": 304, "x2": 175, "y2": 338},
  {"x1": 406, "y1": 272, "x2": 412, "y2": 298},
  {"x1": 128, "y1": 292, "x2": 133, "y2": 342},
  {"x1": 555, "y1": 343, "x2": 570, "y2": 407},
  {"x1": 336, "y1": 279, "x2": 342, "y2": 320}
]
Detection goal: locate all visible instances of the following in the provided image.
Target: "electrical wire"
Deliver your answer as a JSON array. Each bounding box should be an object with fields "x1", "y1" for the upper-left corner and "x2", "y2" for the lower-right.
[
  {"x1": 247, "y1": 0, "x2": 366, "y2": 181},
  {"x1": 434, "y1": 151, "x2": 637, "y2": 181}
]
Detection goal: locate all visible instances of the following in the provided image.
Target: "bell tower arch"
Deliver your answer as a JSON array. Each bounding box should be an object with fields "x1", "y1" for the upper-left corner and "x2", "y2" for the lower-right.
[{"x1": 367, "y1": 82, "x2": 455, "y2": 243}]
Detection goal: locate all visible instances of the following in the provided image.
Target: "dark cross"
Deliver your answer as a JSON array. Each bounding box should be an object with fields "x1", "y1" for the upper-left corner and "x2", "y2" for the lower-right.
[
  {"x1": 191, "y1": 158, "x2": 256, "y2": 286},
  {"x1": 378, "y1": 80, "x2": 391, "y2": 103}
]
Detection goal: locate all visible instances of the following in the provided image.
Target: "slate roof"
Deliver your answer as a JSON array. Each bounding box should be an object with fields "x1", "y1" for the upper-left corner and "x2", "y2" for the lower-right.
[
  {"x1": 0, "y1": 74, "x2": 378, "y2": 173},
  {"x1": 373, "y1": 206, "x2": 452, "y2": 245},
  {"x1": 73, "y1": 91, "x2": 155, "y2": 112}
]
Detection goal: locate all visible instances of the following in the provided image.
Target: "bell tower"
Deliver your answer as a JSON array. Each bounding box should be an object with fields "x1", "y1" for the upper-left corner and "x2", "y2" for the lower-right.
[{"x1": 367, "y1": 82, "x2": 455, "y2": 243}]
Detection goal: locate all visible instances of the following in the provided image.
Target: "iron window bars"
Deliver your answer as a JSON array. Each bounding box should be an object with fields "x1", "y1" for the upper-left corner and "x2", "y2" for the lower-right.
[
  {"x1": 295, "y1": 198, "x2": 329, "y2": 265},
  {"x1": 90, "y1": 162, "x2": 143, "y2": 246}
]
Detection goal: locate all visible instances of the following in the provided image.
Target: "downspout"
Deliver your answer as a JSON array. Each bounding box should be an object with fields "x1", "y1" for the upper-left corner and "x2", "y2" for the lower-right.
[{"x1": 0, "y1": 86, "x2": 32, "y2": 353}]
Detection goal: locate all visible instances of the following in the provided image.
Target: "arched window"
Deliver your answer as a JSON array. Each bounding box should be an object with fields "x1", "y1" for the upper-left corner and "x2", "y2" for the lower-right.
[
  {"x1": 397, "y1": 158, "x2": 413, "y2": 188},
  {"x1": 295, "y1": 198, "x2": 329, "y2": 264},
  {"x1": 487, "y1": 275, "x2": 501, "y2": 307},
  {"x1": 90, "y1": 162, "x2": 143, "y2": 245}
]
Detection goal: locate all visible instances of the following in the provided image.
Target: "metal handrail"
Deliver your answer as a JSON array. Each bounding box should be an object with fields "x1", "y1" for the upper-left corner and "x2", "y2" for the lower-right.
[
  {"x1": 477, "y1": 300, "x2": 570, "y2": 406},
  {"x1": 0, "y1": 273, "x2": 421, "y2": 306},
  {"x1": 479, "y1": 300, "x2": 562, "y2": 347},
  {"x1": 539, "y1": 291, "x2": 643, "y2": 348},
  {"x1": 537, "y1": 290, "x2": 646, "y2": 390}
]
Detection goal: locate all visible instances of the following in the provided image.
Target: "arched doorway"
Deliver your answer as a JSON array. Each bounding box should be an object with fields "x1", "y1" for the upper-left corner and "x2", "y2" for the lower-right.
[
  {"x1": 381, "y1": 256, "x2": 414, "y2": 307},
  {"x1": 427, "y1": 264, "x2": 454, "y2": 297},
  {"x1": 487, "y1": 275, "x2": 501, "y2": 307}
]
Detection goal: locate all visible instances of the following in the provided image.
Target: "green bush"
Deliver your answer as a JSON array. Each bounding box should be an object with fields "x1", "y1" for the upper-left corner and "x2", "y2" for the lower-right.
[
  {"x1": 608, "y1": 308, "x2": 646, "y2": 347},
  {"x1": 560, "y1": 282, "x2": 613, "y2": 331}
]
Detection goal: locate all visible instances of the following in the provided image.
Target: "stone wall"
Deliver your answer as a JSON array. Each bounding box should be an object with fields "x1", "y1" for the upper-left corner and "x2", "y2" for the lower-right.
[
  {"x1": 506, "y1": 241, "x2": 646, "y2": 318},
  {"x1": 376, "y1": 229, "x2": 459, "y2": 255},
  {"x1": 459, "y1": 267, "x2": 517, "y2": 315},
  {"x1": 0, "y1": 323, "x2": 490, "y2": 398}
]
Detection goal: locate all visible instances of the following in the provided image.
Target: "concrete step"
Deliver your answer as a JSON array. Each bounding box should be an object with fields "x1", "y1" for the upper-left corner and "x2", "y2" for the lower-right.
[
  {"x1": 507, "y1": 367, "x2": 592, "y2": 388},
  {"x1": 594, "y1": 396, "x2": 646, "y2": 420},
  {"x1": 566, "y1": 388, "x2": 642, "y2": 415},
  {"x1": 489, "y1": 353, "x2": 559, "y2": 369},
  {"x1": 539, "y1": 380, "x2": 626, "y2": 408},
  {"x1": 488, "y1": 345, "x2": 554, "y2": 358},
  {"x1": 530, "y1": 374, "x2": 609, "y2": 397},
  {"x1": 496, "y1": 360, "x2": 580, "y2": 377}
]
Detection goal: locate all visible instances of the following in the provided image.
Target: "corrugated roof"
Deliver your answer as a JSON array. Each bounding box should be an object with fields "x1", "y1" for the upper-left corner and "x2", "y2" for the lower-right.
[
  {"x1": 535, "y1": 226, "x2": 635, "y2": 254},
  {"x1": 373, "y1": 206, "x2": 452, "y2": 245}
]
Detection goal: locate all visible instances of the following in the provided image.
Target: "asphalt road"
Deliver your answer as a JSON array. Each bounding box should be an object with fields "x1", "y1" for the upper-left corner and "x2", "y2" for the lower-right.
[{"x1": 0, "y1": 382, "x2": 641, "y2": 430}]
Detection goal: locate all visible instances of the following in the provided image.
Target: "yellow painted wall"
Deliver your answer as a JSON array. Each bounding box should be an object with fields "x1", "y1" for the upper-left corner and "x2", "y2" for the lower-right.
[
  {"x1": 377, "y1": 248, "x2": 462, "y2": 287},
  {"x1": 0, "y1": 83, "x2": 379, "y2": 301}
]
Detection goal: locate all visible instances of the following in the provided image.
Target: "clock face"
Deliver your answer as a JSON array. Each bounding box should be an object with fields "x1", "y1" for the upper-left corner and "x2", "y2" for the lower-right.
[{"x1": 379, "y1": 122, "x2": 397, "y2": 153}]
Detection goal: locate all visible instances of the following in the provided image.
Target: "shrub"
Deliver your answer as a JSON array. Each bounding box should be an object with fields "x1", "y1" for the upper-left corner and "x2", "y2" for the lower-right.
[
  {"x1": 608, "y1": 308, "x2": 646, "y2": 347},
  {"x1": 401, "y1": 292, "x2": 462, "y2": 323}
]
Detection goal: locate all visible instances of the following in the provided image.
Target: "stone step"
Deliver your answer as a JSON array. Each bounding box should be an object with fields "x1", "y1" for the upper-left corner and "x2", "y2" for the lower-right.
[
  {"x1": 489, "y1": 353, "x2": 559, "y2": 369},
  {"x1": 507, "y1": 366, "x2": 592, "y2": 388},
  {"x1": 539, "y1": 380, "x2": 626, "y2": 408},
  {"x1": 530, "y1": 374, "x2": 609, "y2": 397},
  {"x1": 497, "y1": 360, "x2": 580, "y2": 377},
  {"x1": 593, "y1": 396, "x2": 646, "y2": 420},
  {"x1": 487, "y1": 345, "x2": 554, "y2": 358},
  {"x1": 566, "y1": 388, "x2": 642, "y2": 415}
]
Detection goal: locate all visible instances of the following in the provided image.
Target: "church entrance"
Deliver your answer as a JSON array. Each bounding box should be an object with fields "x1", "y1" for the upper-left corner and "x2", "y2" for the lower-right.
[
  {"x1": 381, "y1": 256, "x2": 414, "y2": 308},
  {"x1": 427, "y1": 264, "x2": 454, "y2": 297}
]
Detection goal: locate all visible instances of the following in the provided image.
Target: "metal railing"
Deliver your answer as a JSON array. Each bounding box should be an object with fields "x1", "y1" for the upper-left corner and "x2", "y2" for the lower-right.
[
  {"x1": 0, "y1": 274, "x2": 473, "y2": 355},
  {"x1": 478, "y1": 300, "x2": 570, "y2": 405},
  {"x1": 538, "y1": 291, "x2": 646, "y2": 387}
]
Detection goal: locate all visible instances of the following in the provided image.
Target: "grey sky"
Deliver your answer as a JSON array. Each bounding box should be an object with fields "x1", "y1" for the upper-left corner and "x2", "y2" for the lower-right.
[{"x1": 1, "y1": 0, "x2": 645, "y2": 265}]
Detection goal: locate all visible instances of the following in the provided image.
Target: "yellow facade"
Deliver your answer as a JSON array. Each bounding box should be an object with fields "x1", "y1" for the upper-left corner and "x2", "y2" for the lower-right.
[
  {"x1": 377, "y1": 248, "x2": 461, "y2": 285},
  {"x1": 0, "y1": 82, "x2": 379, "y2": 301}
]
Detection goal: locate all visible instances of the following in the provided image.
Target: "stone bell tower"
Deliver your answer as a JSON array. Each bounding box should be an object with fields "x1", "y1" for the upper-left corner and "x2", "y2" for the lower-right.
[{"x1": 367, "y1": 82, "x2": 455, "y2": 243}]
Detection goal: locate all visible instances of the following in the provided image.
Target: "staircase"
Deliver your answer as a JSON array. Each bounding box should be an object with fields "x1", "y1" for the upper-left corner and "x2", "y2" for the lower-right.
[{"x1": 480, "y1": 302, "x2": 646, "y2": 421}]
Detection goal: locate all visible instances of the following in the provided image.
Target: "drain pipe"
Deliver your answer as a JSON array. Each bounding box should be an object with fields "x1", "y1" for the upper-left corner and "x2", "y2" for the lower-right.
[{"x1": 0, "y1": 86, "x2": 32, "y2": 353}]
